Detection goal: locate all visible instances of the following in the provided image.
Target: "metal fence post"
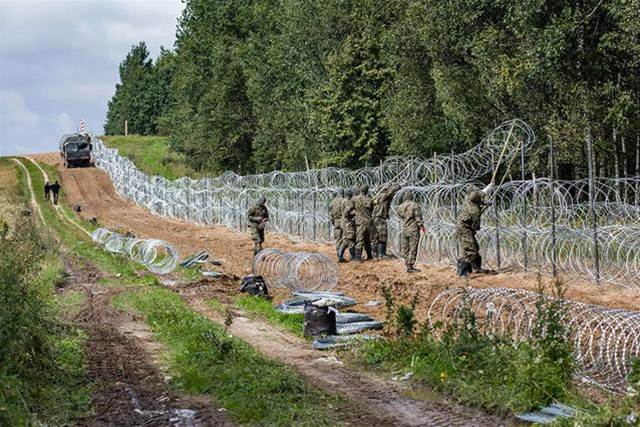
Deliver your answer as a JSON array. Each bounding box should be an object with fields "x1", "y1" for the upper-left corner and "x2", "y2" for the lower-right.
[
  {"x1": 521, "y1": 136, "x2": 528, "y2": 269},
  {"x1": 494, "y1": 199, "x2": 501, "y2": 270},
  {"x1": 312, "y1": 190, "x2": 317, "y2": 241},
  {"x1": 586, "y1": 127, "x2": 601, "y2": 284},
  {"x1": 549, "y1": 136, "x2": 558, "y2": 277}
]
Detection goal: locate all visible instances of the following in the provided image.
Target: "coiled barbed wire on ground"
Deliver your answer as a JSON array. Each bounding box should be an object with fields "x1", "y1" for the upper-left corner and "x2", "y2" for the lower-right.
[
  {"x1": 90, "y1": 119, "x2": 639, "y2": 287},
  {"x1": 252, "y1": 248, "x2": 338, "y2": 291},
  {"x1": 427, "y1": 287, "x2": 640, "y2": 392},
  {"x1": 91, "y1": 228, "x2": 178, "y2": 274}
]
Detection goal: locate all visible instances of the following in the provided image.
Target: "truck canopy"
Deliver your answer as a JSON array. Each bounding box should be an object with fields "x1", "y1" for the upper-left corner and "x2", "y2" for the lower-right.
[{"x1": 59, "y1": 133, "x2": 91, "y2": 152}]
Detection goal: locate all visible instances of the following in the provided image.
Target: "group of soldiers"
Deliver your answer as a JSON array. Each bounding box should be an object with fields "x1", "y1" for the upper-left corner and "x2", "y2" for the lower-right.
[
  {"x1": 329, "y1": 184, "x2": 423, "y2": 272},
  {"x1": 44, "y1": 180, "x2": 61, "y2": 205},
  {"x1": 246, "y1": 183, "x2": 494, "y2": 277}
]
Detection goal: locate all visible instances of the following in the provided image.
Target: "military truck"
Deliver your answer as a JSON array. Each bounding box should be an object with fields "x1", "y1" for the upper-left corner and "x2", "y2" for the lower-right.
[{"x1": 59, "y1": 133, "x2": 93, "y2": 168}]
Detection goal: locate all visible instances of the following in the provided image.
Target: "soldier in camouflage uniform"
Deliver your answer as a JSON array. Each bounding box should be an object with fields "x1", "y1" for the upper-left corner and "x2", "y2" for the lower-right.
[
  {"x1": 247, "y1": 195, "x2": 269, "y2": 256},
  {"x1": 456, "y1": 187, "x2": 492, "y2": 277},
  {"x1": 330, "y1": 188, "x2": 345, "y2": 261},
  {"x1": 338, "y1": 188, "x2": 356, "y2": 262},
  {"x1": 396, "y1": 190, "x2": 425, "y2": 273},
  {"x1": 352, "y1": 184, "x2": 374, "y2": 261},
  {"x1": 371, "y1": 183, "x2": 400, "y2": 259}
]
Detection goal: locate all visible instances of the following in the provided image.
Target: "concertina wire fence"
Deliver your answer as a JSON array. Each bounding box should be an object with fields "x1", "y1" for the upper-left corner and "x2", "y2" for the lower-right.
[
  {"x1": 428, "y1": 287, "x2": 640, "y2": 392},
  {"x1": 91, "y1": 119, "x2": 640, "y2": 288}
]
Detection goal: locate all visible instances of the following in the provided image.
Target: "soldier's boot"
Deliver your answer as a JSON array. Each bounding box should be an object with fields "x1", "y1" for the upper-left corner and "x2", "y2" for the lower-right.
[
  {"x1": 379, "y1": 243, "x2": 387, "y2": 259},
  {"x1": 471, "y1": 256, "x2": 491, "y2": 273},
  {"x1": 457, "y1": 259, "x2": 472, "y2": 277},
  {"x1": 406, "y1": 264, "x2": 421, "y2": 273},
  {"x1": 337, "y1": 246, "x2": 347, "y2": 263},
  {"x1": 354, "y1": 248, "x2": 363, "y2": 262},
  {"x1": 364, "y1": 244, "x2": 373, "y2": 261},
  {"x1": 349, "y1": 247, "x2": 356, "y2": 261}
]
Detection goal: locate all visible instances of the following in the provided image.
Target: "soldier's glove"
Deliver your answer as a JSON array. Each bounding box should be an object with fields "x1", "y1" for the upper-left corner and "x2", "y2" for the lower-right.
[{"x1": 482, "y1": 182, "x2": 495, "y2": 195}]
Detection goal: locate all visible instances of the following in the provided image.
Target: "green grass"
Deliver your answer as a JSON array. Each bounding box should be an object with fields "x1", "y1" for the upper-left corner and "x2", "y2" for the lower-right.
[
  {"x1": 0, "y1": 160, "x2": 90, "y2": 424},
  {"x1": 234, "y1": 296, "x2": 305, "y2": 337},
  {"x1": 56, "y1": 290, "x2": 86, "y2": 317},
  {"x1": 102, "y1": 135, "x2": 201, "y2": 180},
  {"x1": 115, "y1": 287, "x2": 348, "y2": 426}
]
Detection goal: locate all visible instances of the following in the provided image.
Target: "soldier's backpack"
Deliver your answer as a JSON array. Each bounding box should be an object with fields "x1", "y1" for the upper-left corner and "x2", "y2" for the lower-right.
[{"x1": 240, "y1": 274, "x2": 270, "y2": 299}]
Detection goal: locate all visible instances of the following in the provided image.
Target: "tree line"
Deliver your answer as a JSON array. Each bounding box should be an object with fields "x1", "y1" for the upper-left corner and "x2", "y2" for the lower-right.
[{"x1": 104, "y1": 0, "x2": 640, "y2": 180}]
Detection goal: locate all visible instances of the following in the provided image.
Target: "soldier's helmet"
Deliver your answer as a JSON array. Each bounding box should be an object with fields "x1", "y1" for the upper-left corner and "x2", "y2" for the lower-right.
[
  {"x1": 401, "y1": 190, "x2": 413, "y2": 202},
  {"x1": 359, "y1": 184, "x2": 369, "y2": 195},
  {"x1": 468, "y1": 190, "x2": 485, "y2": 205},
  {"x1": 345, "y1": 188, "x2": 353, "y2": 198},
  {"x1": 258, "y1": 195, "x2": 267, "y2": 205}
]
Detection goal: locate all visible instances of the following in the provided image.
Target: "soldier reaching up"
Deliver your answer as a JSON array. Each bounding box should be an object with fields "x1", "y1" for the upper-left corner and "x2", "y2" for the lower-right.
[
  {"x1": 371, "y1": 183, "x2": 401, "y2": 259},
  {"x1": 248, "y1": 195, "x2": 269, "y2": 256},
  {"x1": 396, "y1": 190, "x2": 425, "y2": 273},
  {"x1": 456, "y1": 184, "x2": 494, "y2": 277}
]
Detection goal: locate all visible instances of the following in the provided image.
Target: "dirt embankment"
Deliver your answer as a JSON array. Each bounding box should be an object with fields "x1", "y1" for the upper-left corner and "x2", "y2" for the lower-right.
[{"x1": 32, "y1": 152, "x2": 640, "y2": 319}]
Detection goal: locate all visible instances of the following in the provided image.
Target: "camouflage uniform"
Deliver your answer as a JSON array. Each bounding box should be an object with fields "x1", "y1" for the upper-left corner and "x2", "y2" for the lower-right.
[
  {"x1": 248, "y1": 196, "x2": 269, "y2": 255},
  {"x1": 339, "y1": 189, "x2": 356, "y2": 261},
  {"x1": 330, "y1": 189, "x2": 344, "y2": 259},
  {"x1": 371, "y1": 183, "x2": 400, "y2": 259},
  {"x1": 352, "y1": 185, "x2": 374, "y2": 261},
  {"x1": 396, "y1": 191, "x2": 424, "y2": 272},
  {"x1": 456, "y1": 190, "x2": 489, "y2": 276}
]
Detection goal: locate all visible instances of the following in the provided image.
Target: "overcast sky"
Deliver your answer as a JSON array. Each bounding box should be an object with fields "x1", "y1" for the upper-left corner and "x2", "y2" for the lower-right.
[{"x1": 0, "y1": 0, "x2": 183, "y2": 156}]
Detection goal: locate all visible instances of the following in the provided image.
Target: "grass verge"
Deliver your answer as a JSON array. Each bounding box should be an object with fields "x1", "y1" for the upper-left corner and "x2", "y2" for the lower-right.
[
  {"x1": 234, "y1": 295, "x2": 305, "y2": 337},
  {"x1": 0, "y1": 160, "x2": 90, "y2": 424},
  {"x1": 101, "y1": 135, "x2": 200, "y2": 180},
  {"x1": 116, "y1": 287, "x2": 345, "y2": 426}
]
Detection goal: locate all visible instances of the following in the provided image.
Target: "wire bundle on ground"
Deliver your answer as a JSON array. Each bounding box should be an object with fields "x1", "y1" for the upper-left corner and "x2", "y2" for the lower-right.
[
  {"x1": 252, "y1": 248, "x2": 338, "y2": 291},
  {"x1": 91, "y1": 227, "x2": 178, "y2": 274},
  {"x1": 427, "y1": 287, "x2": 640, "y2": 392}
]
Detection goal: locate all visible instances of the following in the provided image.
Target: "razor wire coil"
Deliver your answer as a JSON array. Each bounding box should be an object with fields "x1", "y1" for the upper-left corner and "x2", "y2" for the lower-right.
[
  {"x1": 91, "y1": 227, "x2": 178, "y2": 274},
  {"x1": 252, "y1": 248, "x2": 338, "y2": 291},
  {"x1": 427, "y1": 287, "x2": 640, "y2": 392}
]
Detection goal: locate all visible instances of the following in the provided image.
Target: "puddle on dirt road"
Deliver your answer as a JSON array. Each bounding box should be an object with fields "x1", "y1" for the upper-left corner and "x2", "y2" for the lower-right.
[{"x1": 401, "y1": 383, "x2": 442, "y2": 402}]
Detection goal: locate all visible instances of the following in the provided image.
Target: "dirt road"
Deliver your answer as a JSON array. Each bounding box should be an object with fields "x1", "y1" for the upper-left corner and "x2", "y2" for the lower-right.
[{"x1": 32, "y1": 152, "x2": 640, "y2": 317}]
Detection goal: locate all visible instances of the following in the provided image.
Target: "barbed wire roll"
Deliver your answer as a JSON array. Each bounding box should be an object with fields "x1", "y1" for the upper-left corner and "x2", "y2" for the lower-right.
[
  {"x1": 252, "y1": 248, "x2": 338, "y2": 291},
  {"x1": 90, "y1": 227, "x2": 178, "y2": 274},
  {"x1": 427, "y1": 287, "x2": 640, "y2": 392}
]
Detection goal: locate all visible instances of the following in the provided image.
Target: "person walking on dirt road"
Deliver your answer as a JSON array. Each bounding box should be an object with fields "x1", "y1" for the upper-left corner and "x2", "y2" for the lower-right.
[
  {"x1": 330, "y1": 188, "x2": 345, "y2": 261},
  {"x1": 352, "y1": 185, "x2": 374, "y2": 261},
  {"x1": 44, "y1": 181, "x2": 51, "y2": 201},
  {"x1": 397, "y1": 190, "x2": 425, "y2": 273},
  {"x1": 371, "y1": 183, "x2": 400, "y2": 259},
  {"x1": 338, "y1": 188, "x2": 356, "y2": 262},
  {"x1": 456, "y1": 186, "x2": 493, "y2": 277},
  {"x1": 248, "y1": 195, "x2": 269, "y2": 256},
  {"x1": 50, "y1": 181, "x2": 61, "y2": 205}
]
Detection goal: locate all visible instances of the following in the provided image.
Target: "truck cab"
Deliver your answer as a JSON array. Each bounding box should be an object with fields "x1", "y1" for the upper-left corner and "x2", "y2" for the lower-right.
[{"x1": 59, "y1": 133, "x2": 93, "y2": 168}]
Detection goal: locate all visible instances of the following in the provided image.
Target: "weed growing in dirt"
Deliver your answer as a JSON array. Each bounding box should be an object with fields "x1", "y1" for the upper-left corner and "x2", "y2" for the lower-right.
[
  {"x1": 382, "y1": 285, "x2": 419, "y2": 337},
  {"x1": 234, "y1": 295, "x2": 304, "y2": 337},
  {"x1": 0, "y1": 216, "x2": 89, "y2": 425},
  {"x1": 117, "y1": 288, "x2": 345, "y2": 425},
  {"x1": 348, "y1": 285, "x2": 575, "y2": 414}
]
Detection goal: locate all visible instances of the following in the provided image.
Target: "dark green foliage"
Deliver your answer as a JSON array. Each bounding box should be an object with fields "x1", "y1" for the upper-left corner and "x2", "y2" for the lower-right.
[
  {"x1": 382, "y1": 285, "x2": 419, "y2": 337},
  {"x1": 105, "y1": 43, "x2": 176, "y2": 136},
  {"x1": 105, "y1": 0, "x2": 640, "y2": 177},
  {"x1": 351, "y1": 288, "x2": 575, "y2": 414}
]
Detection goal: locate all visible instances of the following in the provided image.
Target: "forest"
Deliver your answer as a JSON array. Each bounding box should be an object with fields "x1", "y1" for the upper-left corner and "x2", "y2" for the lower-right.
[{"x1": 104, "y1": 0, "x2": 640, "y2": 179}]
